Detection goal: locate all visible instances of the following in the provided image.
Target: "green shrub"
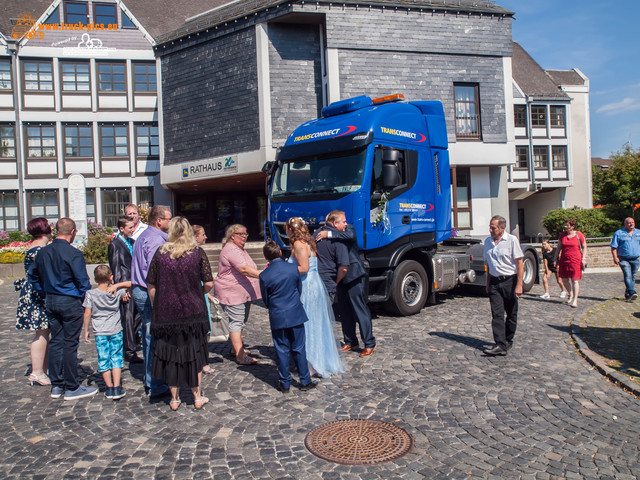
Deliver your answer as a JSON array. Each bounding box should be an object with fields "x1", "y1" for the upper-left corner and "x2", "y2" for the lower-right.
[
  {"x1": 542, "y1": 207, "x2": 620, "y2": 239},
  {"x1": 9, "y1": 231, "x2": 33, "y2": 243},
  {"x1": 82, "y1": 234, "x2": 112, "y2": 264}
]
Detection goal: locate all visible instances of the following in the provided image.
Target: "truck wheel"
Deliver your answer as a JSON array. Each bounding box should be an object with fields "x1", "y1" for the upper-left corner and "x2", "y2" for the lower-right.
[
  {"x1": 522, "y1": 250, "x2": 537, "y2": 292},
  {"x1": 386, "y1": 260, "x2": 428, "y2": 316}
]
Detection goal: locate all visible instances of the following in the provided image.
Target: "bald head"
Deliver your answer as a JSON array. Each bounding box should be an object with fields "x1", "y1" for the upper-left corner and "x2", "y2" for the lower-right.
[{"x1": 56, "y1": 218, "x2": 76, "y2": 236}]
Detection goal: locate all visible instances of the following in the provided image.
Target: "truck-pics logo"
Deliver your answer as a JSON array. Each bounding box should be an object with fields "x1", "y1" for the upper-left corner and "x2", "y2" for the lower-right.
[{"x1": 380, "y1": 126, "x2": 426, "y2": 142}]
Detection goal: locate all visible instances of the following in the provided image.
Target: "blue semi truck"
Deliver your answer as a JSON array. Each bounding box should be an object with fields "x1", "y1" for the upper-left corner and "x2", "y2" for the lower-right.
[{"x1": 262, "y1": 94, "x2": 539, "y2": 315}]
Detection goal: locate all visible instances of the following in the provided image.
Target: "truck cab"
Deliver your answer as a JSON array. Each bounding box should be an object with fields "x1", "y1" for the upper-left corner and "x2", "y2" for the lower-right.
[{"x1": 263, "y1": 94, "x2": 538, "y2": 315}]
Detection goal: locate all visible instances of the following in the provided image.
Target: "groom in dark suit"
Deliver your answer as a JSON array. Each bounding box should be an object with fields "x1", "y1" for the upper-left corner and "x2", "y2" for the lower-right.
[
  {"x1": 316, "y1": 210, "x2": 376, "y2": 357},
  {"x1": 259, "y1": 241, "x2": 317, "y2": 393},
  {"x1": 108, "y1": 216, "x2": 142, "y2": 364}
]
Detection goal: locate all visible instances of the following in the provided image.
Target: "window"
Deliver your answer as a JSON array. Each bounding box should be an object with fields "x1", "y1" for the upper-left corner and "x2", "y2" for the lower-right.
[
  {"x1": 0, "y1": 192, "x2": 19, "y2": 230},
  {"x1": 454, "y1": 84, "x2": 481, "y2": 139},
  {"x1": 28, "y1": 190, "x2": 59, "y2": 222},
  {"x1": 1, "y1": 125, "x2": 16, "y2": 158},
  {"x1": 514, "y1": 105, "x2": 527, "y2": 128},
  {"x1": 133, "y1": 63, "x2": 156, "y2": 92},
  {"x1": 451, "y1": 167, "x2": 472, "y2": 229},
  {"x1": 0, "y1": 60, "x2": 12, "y2": 90},
  {"x1": 61, "y1": 62, "x2": 90, "y2": 92},
  {"x1": 531, "y1": 106, "x2": 547, "y2": 127},
  {"x1": 101, "y1": 188, "x2": 130, "y2": 228},
  {"x1": 121, "y1": 9, "x2": 135, "y2": 28},
  {"x1": 552, "y1": 146, "x2": 567, "y2": 169},
  {"x1": 550, "y1": 106, "x2": 566, "y2": 128},
  {"x1": 64, "y1": 124, "x2": 93, "y2": 157},
  {"x1": 44, "y1": 7, "x2": 60, "y2": 24},
  {"x1": 533, "y1": 146, "x2": 548, "y2": 169},
  {"x1": 98, "y1": 62, "x2": 126, "y2": 92},
  {"x1": 94, "y1": 3, "x2": 117, "y2": 25},
  {"x1": 137, "y1": 187, "x2": 154, "y2": 209},
  {"x1": 65, "y1": 2, "x2": 88, "y2": 25},
  {"x1": 516, "y1": 146, "x2": 528, "y2": 169},
  {"x1": 100, "y1": 124, "x2": 128, "y2": 157},
  {"x1": 23, "y1": 61, "x2": 53, "y2": 91},
  {"x1": 26, "y1": 125, "x2": 56, "y2": 157},
  {"x1": 135, "y1": 124, "x2": 159, "y2": 157},
  {"x1": 85, "y1": 189, "x2": 96, "y2": 222}
]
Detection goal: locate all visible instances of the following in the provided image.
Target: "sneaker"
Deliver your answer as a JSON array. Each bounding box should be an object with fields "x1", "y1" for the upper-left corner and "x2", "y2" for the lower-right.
[
  {"x1": 540, "y1": 292, "x2": 550, "y2": 299},
  {"x1": 559, "y1": 291, "x2": 567, "y2": 299},
  {"x1": 50, "y1": 386, "x2": 64, "y2": 399},
  {"x1": 630, "y1": 293, "x2": 638, "y2": 302},
  {"x1": 111, "y1": 386, "x2": 126, "y2": 400},
  {"x1": 64, "y1": 385, "x2": 97, "y2": 401},
  {"x1": 104, "y1": 387, "x2": 115, "y2": 399}
]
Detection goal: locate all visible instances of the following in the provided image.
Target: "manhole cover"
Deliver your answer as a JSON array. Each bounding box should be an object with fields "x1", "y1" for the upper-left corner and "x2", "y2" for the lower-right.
[{"x1": 304, "y1": 419, "x2": 413, "y2": 465}]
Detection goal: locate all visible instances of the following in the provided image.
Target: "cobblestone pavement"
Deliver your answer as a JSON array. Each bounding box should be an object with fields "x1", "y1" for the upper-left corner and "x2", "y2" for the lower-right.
[
  {"x1": 573, "y1": 282, "x2": 640, "y2": 392},
  {"x1": 1, "y1": 272, "x2": 639, "y2": 480}
]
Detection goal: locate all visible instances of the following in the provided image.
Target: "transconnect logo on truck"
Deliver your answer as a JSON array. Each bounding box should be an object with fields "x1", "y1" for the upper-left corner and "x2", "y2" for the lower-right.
[{"x1": 380, "y1": 126, "x2": 426, "y2": 142}]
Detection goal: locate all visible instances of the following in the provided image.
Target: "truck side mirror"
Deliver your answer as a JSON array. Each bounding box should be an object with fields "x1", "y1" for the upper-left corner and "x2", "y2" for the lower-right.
[
  {"x1": 262, "y1": 161, "x2": 275, "y2": 174},
  {"x1": 382, "y1": 149, "x2": 401, "y2": 189}
]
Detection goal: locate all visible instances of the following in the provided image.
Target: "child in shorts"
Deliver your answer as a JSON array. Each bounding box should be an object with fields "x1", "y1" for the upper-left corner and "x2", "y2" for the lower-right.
[{"x1": 83, "y1": 264, "x2": 131, "y2": 400}]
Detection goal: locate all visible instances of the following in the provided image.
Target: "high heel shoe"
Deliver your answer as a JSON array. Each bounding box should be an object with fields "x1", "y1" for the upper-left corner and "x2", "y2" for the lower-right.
[{"x1": 28, "y1": 373, "x2": 51, "y2": 386}]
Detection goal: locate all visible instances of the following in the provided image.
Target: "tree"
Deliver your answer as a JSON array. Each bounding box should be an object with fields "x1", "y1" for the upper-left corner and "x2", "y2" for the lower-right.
[{"x1": 596, "y1": 144, "x2": 640, "y2": 214}]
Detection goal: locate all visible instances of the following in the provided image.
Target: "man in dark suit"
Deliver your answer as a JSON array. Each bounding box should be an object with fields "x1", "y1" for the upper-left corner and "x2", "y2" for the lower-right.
[
  {"x1": 259, "y1": 241, "x2": 317, "y2": 393},
  {"x1": 108, "y1": 215, "x2": 142, "y2": 364},
  {"x1": 316, "y1": 210, "x2": 376, "y2": 357}
]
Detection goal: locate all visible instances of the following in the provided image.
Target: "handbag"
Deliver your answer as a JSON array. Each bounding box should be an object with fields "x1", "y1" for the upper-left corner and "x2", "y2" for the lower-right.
[{"x1": 208, "y1": 295, "x2": 230, "y2": 342}]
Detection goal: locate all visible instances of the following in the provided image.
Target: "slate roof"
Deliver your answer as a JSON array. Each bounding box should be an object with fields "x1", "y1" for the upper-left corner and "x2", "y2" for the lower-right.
[
  {"x1": 156, "y1": 0, "x2": 513, "y2": 45},
  {"x1": 2, "y1": 0, "x2": 512, "y2": 46},
  {"x1": 511, "y1": 42, "x2": 569, "y2": 100},
  {"x1": 546, "y1": 69, "x2": 585, "y2": 87}
]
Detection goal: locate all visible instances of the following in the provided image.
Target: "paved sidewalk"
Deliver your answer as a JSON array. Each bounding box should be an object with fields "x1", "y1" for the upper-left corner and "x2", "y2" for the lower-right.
[
  {"x1": 1, "y1": 272, "x2": 639, "y2": 479},
  {"x1": 572, "y1": 291, "x2": 640, "y2": 394}
]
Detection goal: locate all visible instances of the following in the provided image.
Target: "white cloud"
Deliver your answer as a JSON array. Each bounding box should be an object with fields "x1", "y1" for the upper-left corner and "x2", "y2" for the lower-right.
[{"x1": 596, "y1": 97, "x2": 640, "y2": 115}]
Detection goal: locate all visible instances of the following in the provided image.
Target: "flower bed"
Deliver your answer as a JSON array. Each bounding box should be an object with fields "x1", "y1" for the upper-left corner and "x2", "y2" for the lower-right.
[{"x1": 0, "y1": 242, "x2": 32, "y2": 263}]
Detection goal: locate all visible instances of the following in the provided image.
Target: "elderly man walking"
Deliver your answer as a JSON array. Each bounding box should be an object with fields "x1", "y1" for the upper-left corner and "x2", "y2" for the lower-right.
[
  {"x1": 29, "y1": 218, "x2": 96, "y2": 400},
  {"x1": 610, "y1": 217, "x2": 640, "y2": 301},
  {"x1": 483, "y1": 215, "x2": 524, "y2": 356}
]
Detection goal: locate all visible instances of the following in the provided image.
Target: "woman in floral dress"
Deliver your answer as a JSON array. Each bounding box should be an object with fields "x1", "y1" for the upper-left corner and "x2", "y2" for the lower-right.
[{"x1": 15, "y1": 217, "x2": 52, "y2": 386}]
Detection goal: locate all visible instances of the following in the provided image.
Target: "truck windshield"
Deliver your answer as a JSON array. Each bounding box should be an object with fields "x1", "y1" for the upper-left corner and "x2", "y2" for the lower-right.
[{"x1": 271, "y1": 148, "x2": 367, "y2": 197}]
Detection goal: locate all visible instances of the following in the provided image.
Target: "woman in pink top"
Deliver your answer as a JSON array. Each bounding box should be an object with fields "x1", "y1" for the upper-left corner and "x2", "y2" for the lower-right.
[{"x1": 214, "y1": 224, "x2": 261, "y2": 365}]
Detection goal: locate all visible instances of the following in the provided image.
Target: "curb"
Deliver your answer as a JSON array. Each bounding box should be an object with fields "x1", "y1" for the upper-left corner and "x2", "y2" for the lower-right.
[{"x1": 570, "y1": 322, "x2": 640, "y2": 397}]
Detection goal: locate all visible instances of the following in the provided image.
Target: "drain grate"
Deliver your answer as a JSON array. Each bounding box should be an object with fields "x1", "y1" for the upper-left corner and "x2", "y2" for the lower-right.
[{"x1": 305, "y1": 419, "x2": 413, "y2": 465}]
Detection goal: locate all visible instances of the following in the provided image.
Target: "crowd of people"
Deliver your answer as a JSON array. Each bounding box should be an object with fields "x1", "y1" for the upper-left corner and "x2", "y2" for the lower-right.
[
  {"x1": 14, "y1": 208, "x2": 374, "y2": 408},
  {"x1": 13, "y1": 207, "x2": 639, "y2": 401}
]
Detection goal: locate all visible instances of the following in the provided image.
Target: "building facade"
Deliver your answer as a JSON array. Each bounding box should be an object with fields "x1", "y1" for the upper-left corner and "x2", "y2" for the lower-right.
[
  {"x1": 0, "y1": 0, "x2": 169, "y2": 231},
  {"x1": 509, "y1": 42, "x2": 592, "y2": 240},
  {"x1": 156, "y1": 0, "x2": 516, "y2": 240}
]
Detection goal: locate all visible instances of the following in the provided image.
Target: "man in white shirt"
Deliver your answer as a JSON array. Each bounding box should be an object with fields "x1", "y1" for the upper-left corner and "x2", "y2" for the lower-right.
[
  {"x1": 483, "y1": 215, "x2": 524, "y2": 356},
  {"x1": 124, "y1": 204, "x2": 148, "y2": 241}
]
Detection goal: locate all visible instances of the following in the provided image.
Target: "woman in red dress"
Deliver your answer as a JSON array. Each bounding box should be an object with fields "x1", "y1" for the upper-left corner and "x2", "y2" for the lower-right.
[{"x1": 554, "y1": 218, "x2": 587, "y2": 308}]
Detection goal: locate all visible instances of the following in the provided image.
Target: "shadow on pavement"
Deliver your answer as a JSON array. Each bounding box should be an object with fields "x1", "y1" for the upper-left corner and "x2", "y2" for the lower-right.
[
  {"x1": 575, "y1": 326, "x2": 640, "y2": 378},
  {"x1": 428, "y1": 331, "x2": 490, "y2": 351}
]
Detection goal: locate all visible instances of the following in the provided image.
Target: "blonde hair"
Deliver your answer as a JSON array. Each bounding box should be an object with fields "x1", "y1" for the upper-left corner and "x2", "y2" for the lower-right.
[
  {"x1": 222, "y1": 224, "x2": 247, "y2": 247},
  {"x1": 286, "y1": 217, "x2": 317, "y2": 254},
  {"x1": 160, "y1": 217, "x2": 198, "y2": 259}
]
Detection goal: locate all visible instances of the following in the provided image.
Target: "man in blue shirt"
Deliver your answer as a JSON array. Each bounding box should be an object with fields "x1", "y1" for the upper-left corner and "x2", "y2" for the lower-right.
[
  {"x1": 610, "y1": 217, "x2": 640, "y2": 301},
  {"x1": 29, "y1": 218, "x2": 96, "y2": 400}
]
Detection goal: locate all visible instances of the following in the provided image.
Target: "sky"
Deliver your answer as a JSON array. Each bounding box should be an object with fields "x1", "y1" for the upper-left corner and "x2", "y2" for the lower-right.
[{"x1": 497, "y1": 0, "x2": 640, "y2": 159}]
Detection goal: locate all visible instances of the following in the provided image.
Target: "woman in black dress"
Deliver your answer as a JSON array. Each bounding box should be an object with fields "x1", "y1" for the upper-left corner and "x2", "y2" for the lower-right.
[{"x1": 147, "y1": 217, "x2": 214, "y2": 410}]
